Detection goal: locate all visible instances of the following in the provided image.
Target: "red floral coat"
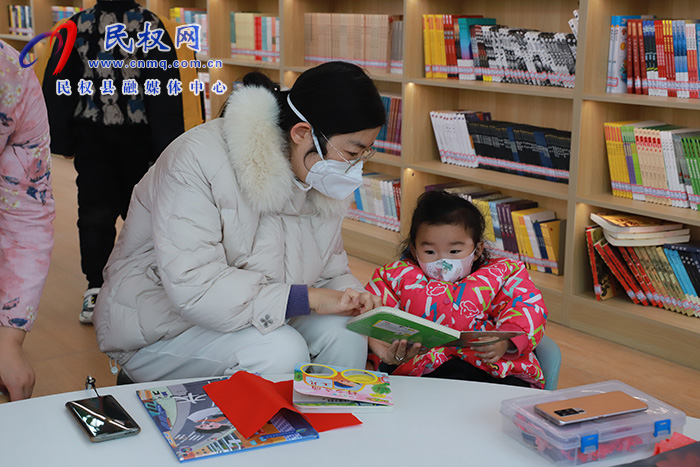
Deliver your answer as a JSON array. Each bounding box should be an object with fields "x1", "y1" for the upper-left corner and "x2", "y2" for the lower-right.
[{"x1": 365, "y1": 257, "x2": 547, "y2": 388}]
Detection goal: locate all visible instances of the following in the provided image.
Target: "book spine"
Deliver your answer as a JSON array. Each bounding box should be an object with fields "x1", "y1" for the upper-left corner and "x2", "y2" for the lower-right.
[
  {"x1": 626, "y1": 247, "x2": 661, "y2": 307},
  {"x1": 619, "y1": 245, "x2": 657, "y2": 306},
  {"x1": 634, "y1": 246, "x2": 672, "y2": 311},
  {"x1": 594, "y1": 241, "x2": 640, "y2": 304}
]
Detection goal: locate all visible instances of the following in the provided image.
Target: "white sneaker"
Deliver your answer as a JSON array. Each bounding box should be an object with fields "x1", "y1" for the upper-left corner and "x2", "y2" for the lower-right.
[{"x1": 79, "y1": 287, "x2": 100, "y2": 324}]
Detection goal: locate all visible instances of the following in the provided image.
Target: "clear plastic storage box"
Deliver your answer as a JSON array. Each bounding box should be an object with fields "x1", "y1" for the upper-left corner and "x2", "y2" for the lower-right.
[{"x1": 500, "y1": 380, "x2": 686, "y2": 465}]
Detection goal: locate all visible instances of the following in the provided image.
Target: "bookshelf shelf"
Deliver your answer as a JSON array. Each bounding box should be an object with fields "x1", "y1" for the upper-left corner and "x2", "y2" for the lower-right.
[
  {"x1": 409, "y1": 77, "x2": 576, "y2": 100},
  {"x1": 219, "y1": 58, "x2": 280, "y2": 70},
  {"x1": 407, "y1": 160, "x2": 570, "y2": 200},
  {"x1": 529, "y1": 270, "x2": 565, "y2": 295},
  {"x1": 582, "y1": 93, "x2": 700, "y2": 112},
  {"x1": 570, "y1": 293, "x2": 700, "y2": 371},
  {"x1": 578, "y1": 194, "x2": 700, "y2": 228},
  {"x1": 0, "y1": 33, "x2": 32, "y2": 41},
  {"x1": 341, "y1": 218, "x2": 401, "y2": 265},
  {"x1": 372, "y1": 153, "x2": 403, "y2": 167}
]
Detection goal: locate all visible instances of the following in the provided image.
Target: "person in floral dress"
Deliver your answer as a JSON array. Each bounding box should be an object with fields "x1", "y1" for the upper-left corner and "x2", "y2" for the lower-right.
[{"x1": 0, "y1": 39, "x2": 55, "y2": 400}]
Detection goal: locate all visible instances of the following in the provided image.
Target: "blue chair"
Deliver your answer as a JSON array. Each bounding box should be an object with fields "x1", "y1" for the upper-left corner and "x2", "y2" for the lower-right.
[{"x1": 534, "y1": 335, "x2": 562, "y2": 390}]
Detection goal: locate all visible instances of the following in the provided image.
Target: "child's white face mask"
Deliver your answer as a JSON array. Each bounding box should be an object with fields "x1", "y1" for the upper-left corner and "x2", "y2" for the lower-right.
[{"x1": 418, "y1": 249, "x2": 476, "y2": 283}]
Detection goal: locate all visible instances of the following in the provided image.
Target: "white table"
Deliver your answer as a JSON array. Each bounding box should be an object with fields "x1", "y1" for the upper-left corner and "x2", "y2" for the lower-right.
[{"x1": 1, "y1": 376, "x2": 698, "y2": 466}]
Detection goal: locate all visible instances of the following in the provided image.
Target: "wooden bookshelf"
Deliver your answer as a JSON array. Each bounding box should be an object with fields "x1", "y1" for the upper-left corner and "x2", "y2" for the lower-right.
[{"x1": 3, "y1": 0, "x2": 700, "y2": 369}]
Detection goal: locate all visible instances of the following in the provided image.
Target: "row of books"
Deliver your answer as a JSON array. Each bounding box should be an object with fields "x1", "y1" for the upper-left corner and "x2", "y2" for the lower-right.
[
  {"x1": 375, "y1": 95, "x2": 402, "y2": 156},
  {"x1": 586, "y1": 224, "x2": 700, "y2": 317},
  {"x1": 304, "y1": 13, "x2": 403, "y2": 74},
  {"x1": 230, "y1": 12, "x2": 279, "y2": 63},
  {"x1": 197, "y1": 71, "x2": 211, "y2": 121},
  {"x1": 422, "y1": 14, "x2": 576, "y2": 88},
  {"x1": 427, "y1": 182, "x2": 566, "y2": 275},
  {"x1": 51, "y1": 6, "x2": 81, "y2": 24},
  {"x1": 429, "y1": 111, "x2": 571, "y2": 184},
  {"x1": 169, "y1": 7, "x2": 208, "y2": 54},
  {"x1": 607, "y1": 16, "x2": 700, "y2": 97},
  {"x1": 7, "y1": 5, "x2": 32, "y2": 36},
  {"x1": 603, "y1": 121, "x2": 700, "y2": 210},
  {"x1": 347, "y1": 173, "x2": 401, "y2": 232}
]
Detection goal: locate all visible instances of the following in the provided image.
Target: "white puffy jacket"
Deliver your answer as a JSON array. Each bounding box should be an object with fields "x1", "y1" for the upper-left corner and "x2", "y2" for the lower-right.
[{"x1": 94, "y1": 86, "x2": 362, "y2": 363}]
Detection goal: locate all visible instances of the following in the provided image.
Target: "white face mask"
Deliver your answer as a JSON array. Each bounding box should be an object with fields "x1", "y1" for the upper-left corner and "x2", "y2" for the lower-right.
[
  {"x1": 418, "y1": 249, "x2": 476, "y2": 283},
  {"x1": 306, "y1": 159, "x2": 364, "y2": 200},
  {"x1": 287, "y1": 95, "x2": 364, "y2": 200}
]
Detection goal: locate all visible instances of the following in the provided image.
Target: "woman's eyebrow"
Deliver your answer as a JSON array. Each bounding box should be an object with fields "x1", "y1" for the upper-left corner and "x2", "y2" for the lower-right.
[{"x1": 348, "y1": 140, "x2": 367, "y2": 149}]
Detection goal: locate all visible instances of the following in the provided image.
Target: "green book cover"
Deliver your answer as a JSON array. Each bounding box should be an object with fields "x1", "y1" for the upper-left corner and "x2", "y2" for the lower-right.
[{"x1": 346, "y1": 307, "x2": 523, "y2": 348}]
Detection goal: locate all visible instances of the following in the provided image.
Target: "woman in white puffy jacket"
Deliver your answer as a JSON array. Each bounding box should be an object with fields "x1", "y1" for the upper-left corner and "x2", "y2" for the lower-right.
[{"x1": 93, "y1": 62, "x2": 386, "y2": 382}]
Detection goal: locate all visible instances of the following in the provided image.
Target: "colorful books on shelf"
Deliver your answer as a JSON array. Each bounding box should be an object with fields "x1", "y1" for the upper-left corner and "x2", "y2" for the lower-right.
[
  {"x1": 346, "y1": 306, "x2": 524, "y2": 347},
  {"x1": 169, "y1": 7, "x2": 208, "y2": 54},
  {"x1": 422, "y1": 14, "x2": 576, "y2": 87},
  {"x1": 198, "y1": 71, "x2": 211, "y2": 121},
  {"x1": 586, "y1": 214, "x2": 699, "y2": 316},
  {"x1": 304, "y1": 13, "x2": 402, "y2": 74},
  {"x1": 429, "y1": 113, "x2": 571, "y2": 184},
  {"x1": 585, "y1": 226, "x2": 620, "y2": 301},
  {"x1": 51, "y1": 6, "x2": 81, "y2": 24},
  {"x1": 292, "y1": 363, "x2": 393, "y2": 413},
  {"x1": 7, "y1": 5, "x2": 32, "y2": 36},
  {"x1": 137, "y1": 378, "x2": 319, "y2": 462},
  {"x1": 347, "y1": 173, "x2": 400, "y2": 232},
  {"x1": 606, "y1": 16, "x2": 700, "y2": 98},
  {"x1": 375, "y1": 95, "x2": 402, "y2": 156},
  {"x1": 603, "y1": 121, "x2": 700, "y2": 209},
  {"x1": 230, "y1": 12, "x2": 279, "y2": 63}
]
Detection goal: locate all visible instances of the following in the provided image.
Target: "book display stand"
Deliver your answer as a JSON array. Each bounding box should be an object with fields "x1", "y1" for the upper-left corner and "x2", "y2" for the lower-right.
[{"x1": 2, "y1": 0, "x2": 699, "y2": 369}]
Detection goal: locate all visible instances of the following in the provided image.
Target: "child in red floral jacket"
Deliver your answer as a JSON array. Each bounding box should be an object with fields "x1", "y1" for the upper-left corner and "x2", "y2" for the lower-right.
[{"x1": 365, "y1": 190, "x2": 548, "y2": 388}]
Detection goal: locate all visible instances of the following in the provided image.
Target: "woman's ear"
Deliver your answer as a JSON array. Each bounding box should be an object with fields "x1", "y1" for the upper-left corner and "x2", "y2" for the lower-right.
[{"x1": 289, "y1": 122, "x2": 313, "y2": 145}]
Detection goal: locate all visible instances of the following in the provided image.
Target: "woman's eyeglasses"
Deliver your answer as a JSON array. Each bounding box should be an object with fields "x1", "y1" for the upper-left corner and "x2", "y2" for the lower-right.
[{"x1": 322, "y1": 135, "x2": 377, "y2": 173}]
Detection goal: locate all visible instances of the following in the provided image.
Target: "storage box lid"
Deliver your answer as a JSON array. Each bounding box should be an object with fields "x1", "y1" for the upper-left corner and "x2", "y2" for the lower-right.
[{"x1": 500, "y1": 380, "x2": 686, "y2": 453}]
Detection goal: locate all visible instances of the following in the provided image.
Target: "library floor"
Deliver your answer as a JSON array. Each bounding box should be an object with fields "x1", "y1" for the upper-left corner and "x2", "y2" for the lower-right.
[{"x1": 5, "y1": 155, "x2": 700, "y2": 419}]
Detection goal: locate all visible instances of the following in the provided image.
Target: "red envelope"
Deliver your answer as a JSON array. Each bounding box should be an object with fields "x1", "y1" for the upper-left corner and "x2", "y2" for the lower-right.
[{"x1": 204, "y1": 372, "x2": 361, "y2": 439}]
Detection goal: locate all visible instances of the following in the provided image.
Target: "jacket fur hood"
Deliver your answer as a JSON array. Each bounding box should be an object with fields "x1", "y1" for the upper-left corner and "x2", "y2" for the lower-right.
[{"x1": 221, "y1": 86, "x2": 349, "y2": 217}]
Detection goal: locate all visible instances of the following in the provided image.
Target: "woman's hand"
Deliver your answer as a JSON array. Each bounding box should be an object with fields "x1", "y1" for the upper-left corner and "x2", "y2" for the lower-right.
[
  {"x1": 308, "y1": 287, "x2": 382, "y2": 316},
  {"x1": 472, "y1": 339, "x2": 513, "y2": 364},
  {"x1": 0, "y1": 327, "x2": 35, "y2": 401},
  {"x1": 371, "y1": 338, "x2": 423, "y2": 366}
]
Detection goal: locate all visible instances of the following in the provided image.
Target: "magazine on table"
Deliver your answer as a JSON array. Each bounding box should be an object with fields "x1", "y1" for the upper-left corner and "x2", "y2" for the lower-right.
[{"x1": 137, "y1": 378, "x2": 318, "y2": 462}]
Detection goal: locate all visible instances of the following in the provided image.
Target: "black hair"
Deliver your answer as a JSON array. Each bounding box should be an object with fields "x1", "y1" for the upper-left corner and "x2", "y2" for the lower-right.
[
  {"x1": 400, "y1": 190, "x2": 490, "y2": 270},
  {"x1": 228, "y1": 62, "x2": 386, "y2": 155}
]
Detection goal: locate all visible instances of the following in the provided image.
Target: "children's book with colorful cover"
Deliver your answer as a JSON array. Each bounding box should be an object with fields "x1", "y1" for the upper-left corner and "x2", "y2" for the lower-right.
[
  {"x1": 590, "y1": 212, "x2": 683, "y2": 234},
  {"x1": 137, "y1": 379, "x2": 319, "y2": 462},
  {"x1": 346, "y1": 306, "x2": 523, "y2": 348},
  {"x1": 292, "y1": 363, "x2": 393, "y2": 413}
]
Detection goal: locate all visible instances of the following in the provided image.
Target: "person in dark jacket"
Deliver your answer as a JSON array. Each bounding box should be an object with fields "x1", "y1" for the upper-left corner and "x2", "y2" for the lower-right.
[{"x1": 39, "y1": 0, "x2": 203, "y2": 324}]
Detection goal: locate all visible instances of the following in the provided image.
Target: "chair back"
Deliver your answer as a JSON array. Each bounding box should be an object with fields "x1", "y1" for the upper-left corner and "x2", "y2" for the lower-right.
[{"x1": 535, "y1": 335, "x2": 562, "y2": 390}]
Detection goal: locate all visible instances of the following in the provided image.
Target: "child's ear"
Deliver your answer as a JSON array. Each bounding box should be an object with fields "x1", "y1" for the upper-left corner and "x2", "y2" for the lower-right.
[{"x1": 475, "y1": 242, "x2": 485, "y2": 258}]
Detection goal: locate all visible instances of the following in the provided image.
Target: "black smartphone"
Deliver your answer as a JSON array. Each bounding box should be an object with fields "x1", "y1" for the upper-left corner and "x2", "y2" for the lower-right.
[{"x1": 66, "y1": 394, "x2": 141, "y2": 442}]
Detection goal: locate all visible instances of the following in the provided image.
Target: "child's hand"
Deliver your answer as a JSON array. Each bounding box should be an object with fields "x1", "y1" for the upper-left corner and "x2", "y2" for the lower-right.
[
  {"x1": 378, "y1": 339, "x2": 423, "y2": 366},
  {"x1": 471, "y1": 339, "x2": 513, "y2": 364}
]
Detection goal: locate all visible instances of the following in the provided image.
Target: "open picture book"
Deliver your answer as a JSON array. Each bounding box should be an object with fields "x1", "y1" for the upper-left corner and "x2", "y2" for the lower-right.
[
  {"x1": 292, "y1": 363, "x2": 393, "y2": 413},
  {"x1": 137, "y1": 379, "x2": 318, "y2": 462},
  {"x1": 346, "y1": 306, "x2": 524, "y2": 348}
]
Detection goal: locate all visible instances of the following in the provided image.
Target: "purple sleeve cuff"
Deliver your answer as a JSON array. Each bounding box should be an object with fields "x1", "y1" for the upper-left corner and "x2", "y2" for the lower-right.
[{"x1": 285, "y1": 285, "x2": 311, "y2": 319}]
